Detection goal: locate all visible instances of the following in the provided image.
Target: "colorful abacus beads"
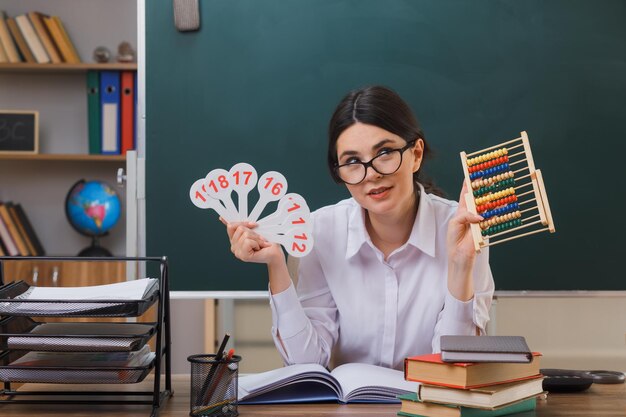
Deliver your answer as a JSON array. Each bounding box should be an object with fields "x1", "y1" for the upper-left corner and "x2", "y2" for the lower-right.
[
  {"x1": 481, "y1": 218, "x2": 523, "y2": 236},
  {"x1": 480, "y1": 202, "x2": 520, "y2": 220},
  {"x1": 469, "y1": 162, "x2": 510, "y2": 180},
  {"x1": 479, "y1": 210, "x2": 522, "y2": 230},
  {"x1": 476, "y1": 194, "x2": 517, "y2": 213},
  {"x1": 474, "y1": 187, "x2": 516, "y2": 206},
  {"x1": 473, "y1": 178, "x2": 515, "y2": 197},
  {"x1": 466, "y1": 147, "x2": 508, "y2": 167},
  {"x1": 471, "y1": 171, "x2": 515, "y2": 189},
  {"x1": 467, "y1": 155, "x2": 509, "y2": 173}
]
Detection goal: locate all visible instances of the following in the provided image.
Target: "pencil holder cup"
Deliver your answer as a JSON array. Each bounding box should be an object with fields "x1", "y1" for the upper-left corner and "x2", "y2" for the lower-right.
[{"x1": 188, "y1": 354, "x2": 241, "y2": 417}]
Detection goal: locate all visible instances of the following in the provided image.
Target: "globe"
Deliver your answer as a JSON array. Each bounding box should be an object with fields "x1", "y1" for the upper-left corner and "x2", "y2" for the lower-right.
[{"x1": 65, "y1": 179, "x2": 121, "y2": 256}]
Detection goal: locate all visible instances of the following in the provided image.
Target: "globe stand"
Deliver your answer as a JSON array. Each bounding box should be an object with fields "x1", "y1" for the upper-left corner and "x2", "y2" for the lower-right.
[{"x1": 78, "y1": 236, "x2": 112, "y2": 257}]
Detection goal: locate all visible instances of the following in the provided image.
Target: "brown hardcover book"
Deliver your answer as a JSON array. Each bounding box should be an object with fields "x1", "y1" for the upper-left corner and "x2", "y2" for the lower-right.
[
  {"x1": 42, "y1": 15, "x2": 75, "y2": 63},
  {"x1": 13, "y1": 203, "x2": 45, "y2": 256},
  {"x1": 0, "y1": 213, "x2": 19, "y2": 256},
  {"x1": 0, "y1": 11, "x2": 21, "y2": 62},
  {"x1": 28, "y1": 11, "x2": 61, "y2": 63},
  {"x1": 404, "y1": 353, "x2": 542, "y2": 389},
  {"x1": 0, "y1": 203, "x2": 29, "y2": 256},
  {"x1": 6, "y1": 202, "x2": 36, "y2": 256},
  {"x1": 418, "y1": 377, "x2": 545, "y2": 409},
  {"x1": 52, "y1": 15, "x2": 80, "y2": 63},
  {"x1": 6, "y1": 16, "x2": 35, "y2": 63}
]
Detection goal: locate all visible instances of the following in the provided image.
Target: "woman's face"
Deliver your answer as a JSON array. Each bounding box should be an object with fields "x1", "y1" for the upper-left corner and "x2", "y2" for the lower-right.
[{"x1": 335, "y1": 122, "x2": 424, "y2": 217}]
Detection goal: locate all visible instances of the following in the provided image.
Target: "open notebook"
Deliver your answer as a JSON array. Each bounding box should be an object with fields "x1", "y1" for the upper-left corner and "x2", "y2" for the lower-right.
[{"x1": 238, "y1": 362, "x2": 418, "y2": 404}]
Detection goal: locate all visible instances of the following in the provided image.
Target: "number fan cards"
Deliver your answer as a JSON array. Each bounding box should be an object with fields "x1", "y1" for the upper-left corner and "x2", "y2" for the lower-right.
[{"x1": 190, "y1": 163, "x2": 313, "y2": 257}]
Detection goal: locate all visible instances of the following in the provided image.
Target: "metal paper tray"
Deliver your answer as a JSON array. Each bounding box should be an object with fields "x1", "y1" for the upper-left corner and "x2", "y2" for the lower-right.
[
  {"x1": 0, "y1": 316, "x2": 157, "y2": 352},
  {"x1": 0, "y1": 280, "x2": 159, "y2": 317}
]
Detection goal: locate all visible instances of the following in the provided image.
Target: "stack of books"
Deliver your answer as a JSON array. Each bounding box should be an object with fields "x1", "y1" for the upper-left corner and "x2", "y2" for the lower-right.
[
  {"x1": 400, "y1": 336, "x2": 545, "y2": 417},
  {"x1": 0, "y1": 201, "x2": 45, "y2": 257},
  {"x1": 0, "y1": 10, "x2": 80, "y2": 64}
]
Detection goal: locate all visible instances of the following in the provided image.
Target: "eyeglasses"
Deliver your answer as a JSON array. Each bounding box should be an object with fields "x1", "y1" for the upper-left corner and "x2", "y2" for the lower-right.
[{"x1": 334, "y1": 140, "x2": 416, "y2": 185}]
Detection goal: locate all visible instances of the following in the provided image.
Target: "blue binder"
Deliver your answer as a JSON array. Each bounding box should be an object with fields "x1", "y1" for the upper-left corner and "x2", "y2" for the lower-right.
[{"x1": 100, "y1": 71, "x2": 121, "y2": 154}]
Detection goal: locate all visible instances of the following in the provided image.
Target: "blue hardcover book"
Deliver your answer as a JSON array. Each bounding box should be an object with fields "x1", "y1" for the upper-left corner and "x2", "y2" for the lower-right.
[{"x1": 100, "y1": 70, "x2": 121, "y2": 154}]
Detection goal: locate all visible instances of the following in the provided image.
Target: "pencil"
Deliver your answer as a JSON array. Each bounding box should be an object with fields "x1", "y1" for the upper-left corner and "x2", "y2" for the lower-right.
[
  {"x1": 203, "y1": 348, "x2": 235, "y2": 403},
  {"x1": 197, "y1": 333, "x2": 230, "y2": 406}
]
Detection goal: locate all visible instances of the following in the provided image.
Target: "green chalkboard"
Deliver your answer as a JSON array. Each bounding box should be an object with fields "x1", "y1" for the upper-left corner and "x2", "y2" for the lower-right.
[{"x1": 146, "y1": 0, "x2": 626, "y2": 291}]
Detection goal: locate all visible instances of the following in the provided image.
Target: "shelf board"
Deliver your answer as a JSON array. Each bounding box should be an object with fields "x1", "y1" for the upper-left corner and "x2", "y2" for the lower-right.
[
  {"x1": 0, "y1": 153, "x2": 126, "y2": 162},
  {"x1": 0, "y1": 63, "x2": 137, "y2": 73}
]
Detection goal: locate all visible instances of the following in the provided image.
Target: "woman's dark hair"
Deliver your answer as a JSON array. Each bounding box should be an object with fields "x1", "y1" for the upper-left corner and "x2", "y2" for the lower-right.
[{"x1": 327, "y1": 85, "x2": 443, "y2": 197}]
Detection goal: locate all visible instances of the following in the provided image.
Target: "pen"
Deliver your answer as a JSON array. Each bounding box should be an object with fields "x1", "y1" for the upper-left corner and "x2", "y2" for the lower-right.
[
  {"x1": 197, "y1": 333, "x2": 230, "y2": 406},
  {"x1": 204, "y1": 348, "x2": 235, "y2": 403}
]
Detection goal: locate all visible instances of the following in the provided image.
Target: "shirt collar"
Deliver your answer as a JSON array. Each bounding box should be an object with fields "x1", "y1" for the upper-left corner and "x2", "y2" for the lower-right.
[{"x1": 345, "y1": 182, "x2": 437, "y2": 260}]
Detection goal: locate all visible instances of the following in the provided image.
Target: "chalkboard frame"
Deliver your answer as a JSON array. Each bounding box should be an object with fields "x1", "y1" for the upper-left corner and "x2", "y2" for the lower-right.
[{"x1": 0, "y1": 110, "x2": 39, "y2": 154}]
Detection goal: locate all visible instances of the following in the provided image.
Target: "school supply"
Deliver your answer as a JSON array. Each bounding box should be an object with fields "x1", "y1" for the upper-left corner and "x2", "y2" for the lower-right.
[
  {"x1": 417, "y1": 377, "x2": 544, "y2": 409},
  {"x1": 238, "y1": 362, "x2": 418, "y2": 404},
  {"x1": 189, "y1": 162, "x2": 314, "y2": 257},
  {"x1": 460, "y1": 131, "x2": 555, "y2": 252},
  {"x1": 440, "y1": 336, "x2": 533, "y2": 363},
  {"x1": 188, "y1": 348, "x2": 241, "y2": 417},
  {"x1": 404, "y1": 353, "x2": 542, "y2": 389},
  {"x1": 397, "y1": 393, "x2": 537, "y2": 417},
  {"x1": 197, "y1": 333, "x2": 230, "y2": 406}
]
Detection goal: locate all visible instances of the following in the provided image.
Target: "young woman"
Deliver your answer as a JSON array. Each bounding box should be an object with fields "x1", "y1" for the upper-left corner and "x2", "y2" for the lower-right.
[{"x1": 222, "y1": 86, "x2": 494, "y2": 371}]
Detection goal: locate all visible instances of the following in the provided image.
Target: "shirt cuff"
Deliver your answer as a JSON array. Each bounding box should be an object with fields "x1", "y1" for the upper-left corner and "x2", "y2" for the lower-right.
[
  {"x1": 441, "y1": 291, "x2": 476, "y2": 335},
  {"x1": 269, "y1": 281, "x2": 309, "y2": 339}
]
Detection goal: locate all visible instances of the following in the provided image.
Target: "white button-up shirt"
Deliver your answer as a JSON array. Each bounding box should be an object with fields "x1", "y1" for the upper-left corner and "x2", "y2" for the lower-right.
[{"x1": 269, "y1": 184, "x2": 494, "y2": 371}]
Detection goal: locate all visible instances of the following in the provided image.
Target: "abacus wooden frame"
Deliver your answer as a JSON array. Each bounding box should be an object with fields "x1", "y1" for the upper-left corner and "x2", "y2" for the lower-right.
[{"x1": 460, "y1": 131, "x2": 555, "y2": 252}]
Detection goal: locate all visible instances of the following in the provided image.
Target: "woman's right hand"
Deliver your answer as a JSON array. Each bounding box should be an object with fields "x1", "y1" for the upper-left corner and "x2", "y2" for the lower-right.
[{"x1": 220, "y1": 217, "x2": 284, "y2": 265}]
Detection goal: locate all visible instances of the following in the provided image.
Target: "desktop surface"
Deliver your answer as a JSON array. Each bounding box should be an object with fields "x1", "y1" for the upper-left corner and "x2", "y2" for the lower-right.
[{"x1": 0, "y1": 375, "x2": 624, "y2": 416}]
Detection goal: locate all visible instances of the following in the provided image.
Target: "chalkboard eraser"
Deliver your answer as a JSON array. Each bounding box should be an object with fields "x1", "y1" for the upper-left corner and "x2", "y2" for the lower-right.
[{"x1": 173, "y1": 0, "x2": 200, "y2": 32}]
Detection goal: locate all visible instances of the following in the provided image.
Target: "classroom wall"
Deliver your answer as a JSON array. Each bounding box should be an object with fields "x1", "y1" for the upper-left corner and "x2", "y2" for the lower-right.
[
  {"x1": 169, "y1": 297, "x2": 626, "y2": 374},
  {"x1": 493, "y1": 297, "x2": 626, "y2": 371}
]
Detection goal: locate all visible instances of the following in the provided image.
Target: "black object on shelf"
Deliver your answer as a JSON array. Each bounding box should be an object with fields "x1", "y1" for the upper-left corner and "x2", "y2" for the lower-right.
[{"x1": 0, "y1": 255, "x2": 172, "y2": 417}]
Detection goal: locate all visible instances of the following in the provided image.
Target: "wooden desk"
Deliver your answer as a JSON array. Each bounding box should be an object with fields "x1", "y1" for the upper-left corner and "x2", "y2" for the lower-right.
[{"x1": 0, "y1": 375, "x2": 625, "y2": 416}]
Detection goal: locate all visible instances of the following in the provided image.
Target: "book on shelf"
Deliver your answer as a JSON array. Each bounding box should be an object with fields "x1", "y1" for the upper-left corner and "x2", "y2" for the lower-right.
[
  {"x1": 440, "y1": 336, "x2": 533, "y2": 364},
  {"x1": 0, "y1": 39, "x2": 7, "y2": 62},
  {"x1": 27, "y1": 11, "x2": 62, "y2": 64},
  {"x1": 238, "y1": 362, "x2": 418, "y2": 404},
  {"x1": 6, "y1": 202, "x2": 36, "y2": 256},
  {"x1": 5, "y1": 16, "x2": 35, "y2": 63},
  {"x1": 0, "y1": 11, "x2": 21, "y2": 63},
  {"x1": 0, "y1": 203, "x2": 25, "y2": 256},
  {"x1": 52, "y1": 15, "x2": 80, "y2": 63},
  {"x1": 14, "y1": 14, "x2": 49, "y2": 63},
  {"x1": 404, "y1": 353, "x2": 542, "y2": 389},
  {"x1": 12, "y1": 203, "x2": 45, "y2": 256},
  {"x1": 0, "y1": 214, "x2": 18, "y2": 256},
  {"x1": 397, "y1": 392, "x2": 537, "y2": 417},
  {"x1": 42, "y1": 15, "x2": 78, "y2": 64},
  {"x1": 0, "y1": 203, "x2": 28, "y2": 256},
  {"x1": 417, "y1": 377, "x2": 544, "y2": 409}
]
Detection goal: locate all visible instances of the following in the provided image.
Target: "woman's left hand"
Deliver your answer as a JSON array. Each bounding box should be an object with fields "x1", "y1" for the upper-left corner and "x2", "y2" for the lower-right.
[{"x1": 446, "y1": 182, "x2": 483, "y2": 300}]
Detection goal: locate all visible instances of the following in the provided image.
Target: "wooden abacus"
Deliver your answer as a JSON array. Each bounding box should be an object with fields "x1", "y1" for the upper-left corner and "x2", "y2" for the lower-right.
[{"x1": 460, "y1": 131, "x2": 555, "y2": 252}]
